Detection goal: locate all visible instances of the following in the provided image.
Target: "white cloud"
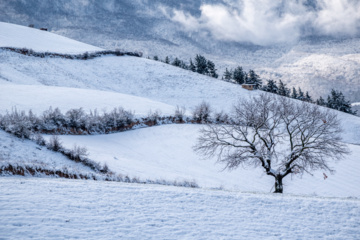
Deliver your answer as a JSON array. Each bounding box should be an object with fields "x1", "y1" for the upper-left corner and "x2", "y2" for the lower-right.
[
  {"x1": 166, "y1": 0, "x2": 360, "y2": 46},
  {"x1": 314, "y1": 0, "x2": 360, "y2": 37}
]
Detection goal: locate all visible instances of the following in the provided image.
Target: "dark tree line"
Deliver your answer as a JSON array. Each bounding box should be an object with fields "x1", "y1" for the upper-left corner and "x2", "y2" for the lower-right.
[
  {"x1": 222, "y1": 67, "x2": 262, "y2": 89},
  {"x1": 261, "y1": 79, "x2": 356, "y2": 115},
  {"x1": 151, "y1": 54, "x2": 218, "y2": 79},
  {"x1": 151, "y1": 54, "x2": 356, "y2": 115}
]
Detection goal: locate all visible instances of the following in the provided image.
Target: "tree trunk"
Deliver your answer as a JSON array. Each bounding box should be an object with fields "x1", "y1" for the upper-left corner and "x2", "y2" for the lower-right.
[{"x1": 274, "y1": 176, "x2": 283, "y2": 193}]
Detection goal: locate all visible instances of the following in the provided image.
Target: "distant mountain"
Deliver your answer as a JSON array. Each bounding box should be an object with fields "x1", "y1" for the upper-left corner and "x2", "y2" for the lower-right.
[{"x1": 0, "y1": 0, "x2": 359, "y2": 102}]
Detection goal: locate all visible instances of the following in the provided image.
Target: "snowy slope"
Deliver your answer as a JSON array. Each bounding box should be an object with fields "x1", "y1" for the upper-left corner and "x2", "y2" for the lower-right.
[
  {"x1": 1, "y1": 0, "x2": 360, "y2": 102},
  {"x1": 0, "y1": 84, "x2": 176, "y2": 116},
  {"x1": 1, "y1": 49, "x2": 359, "y2": 142},
  {"x1": 0, "y1": 130, "x2": 98, "y2": 177},
  {"x1": 0, "y1": 50, "x2": 254, "y2": 113},
  {"x1": 52, "y1": 125, "x2": 360, "y2": 198},
  {"x1": 0, "y1": 22, "x2": 102, "y2": 53},
  {"x1": 1, "y1": 21, "x2": 359, "y2": 199},
  {"x1": 1, "y1": 177, "x2": 359, "y2": 239}
]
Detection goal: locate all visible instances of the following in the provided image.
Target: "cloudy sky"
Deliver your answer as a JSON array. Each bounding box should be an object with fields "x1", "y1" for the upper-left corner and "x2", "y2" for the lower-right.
[{"x1": 165, "y1": 0, "x2": 360, "y2": 45}]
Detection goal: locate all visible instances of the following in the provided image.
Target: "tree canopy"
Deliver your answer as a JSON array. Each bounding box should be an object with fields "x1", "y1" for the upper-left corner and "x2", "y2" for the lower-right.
[{"x1": 194, "y1": 94, "x2": 349, "y2": 193}]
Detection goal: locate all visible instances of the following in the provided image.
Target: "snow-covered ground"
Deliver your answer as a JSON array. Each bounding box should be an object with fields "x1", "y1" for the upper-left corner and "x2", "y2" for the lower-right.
[
  {"x1": 0, "y1": 130, "x2": 98, "y2": 178},
  {"x1": 0, "y1": 22, "x2": 102, "y2": 53},
  {"x1": 52, "y1": 124, "x2": 360, "y2": 198},
  {"x1": 1, "y1": 51, "x2": 359, "y2": 142},
  {"x1": 0, "y1": 50, "x2": 253, "y2": 114},
  {"x1": 1, "y1": 177, "x2": 359, "y2": 240},
  {"x1": 1, "y1": 18, "x2": 360, "y2": 240},
  {"x1": 1, "y1": 22, "x2": 359, "y2": 197},
  {"x1": 0, "y1": 84, "x2": 176, "y2": 116}
]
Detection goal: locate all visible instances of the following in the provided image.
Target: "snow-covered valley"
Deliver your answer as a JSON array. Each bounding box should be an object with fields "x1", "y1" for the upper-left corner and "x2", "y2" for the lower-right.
[{"x1": 1, "y1": 21, "x2": 360, "y2": 239}]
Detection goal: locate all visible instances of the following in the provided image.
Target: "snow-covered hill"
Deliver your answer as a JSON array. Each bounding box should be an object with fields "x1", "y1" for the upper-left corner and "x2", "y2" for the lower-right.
[
  {"x1": 1, "y1": 21, "x2": 359, "y2": 198},
  {"x1": 1, "y1": 17, "x2": 360, "y2": 240},
  {"x1": 0, "y1": 84, "x2": 175, "y2": 116},
  {"x1": 0, "y1": 22, "x2": 102, "y2": 53},
  {"x1": 1, "y1": 1, "x2": 359, "y2": 102},
  {"x1": 0, "y1": 130, "x2": 99, "y2": 178}
]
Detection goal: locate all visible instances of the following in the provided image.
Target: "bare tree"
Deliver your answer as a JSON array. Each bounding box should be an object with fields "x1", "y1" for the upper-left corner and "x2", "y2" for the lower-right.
[{"x1": 194, "y1": 94, "x2": 350, "y2": 193}]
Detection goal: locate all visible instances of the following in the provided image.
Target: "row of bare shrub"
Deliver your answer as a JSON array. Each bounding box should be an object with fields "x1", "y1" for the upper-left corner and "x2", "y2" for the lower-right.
[
  {"x1": 44, "y1": 135, "x2": 109, "y2": 173},
  {"x1": 0, "y1": 163, "x2": 198, "y2": 188},
  {"x1": 0, "y1": 47, "x2": 142, "y2": 59},
  {"x1": 0, "y1": 103, "x2": 229, "y2": 138}
]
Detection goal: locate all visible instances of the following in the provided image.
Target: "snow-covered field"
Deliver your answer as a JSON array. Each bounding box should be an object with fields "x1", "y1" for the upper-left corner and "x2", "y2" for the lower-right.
[
  {"x1": 52, "y1": 124, "x2": 360, "y2": 198},
  {"x1": 1, "y1": 177, "x2": 359, "y2": 240},
  {"x1": 1, "y1": 21, "x2": 360, "y2": 239}
]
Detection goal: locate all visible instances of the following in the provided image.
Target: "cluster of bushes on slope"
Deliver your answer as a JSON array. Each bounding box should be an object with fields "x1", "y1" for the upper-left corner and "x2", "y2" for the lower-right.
[
  {"x1": 0, "y1": 104, "x2": 227, "y2": 138},
  {"x1": 0, "y1": 107, "x2": 135, "y2": 137},
  {"x1": 0, "y1": 106, "x2": 201, "y2": 187},
  {"x1": 0, "y1": 47, "x2": 142, "y2": 59}
]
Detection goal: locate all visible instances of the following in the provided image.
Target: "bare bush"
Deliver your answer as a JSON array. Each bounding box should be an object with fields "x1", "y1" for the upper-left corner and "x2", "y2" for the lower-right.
[
  {"x1": 69, "y1": 144, "x2": 89, "y2": 161},
  {"x1": 32, "y1": 133, "x2": 46, "y2": 146},
  {"x1": 174, "y1": 106, "x2": 186, "y2": 122},
  {"x1": 103, "y1": 107, "x2": 134, "y2": 130},
  {"x1": 213, "y1": 110, "x2": 230, "y2": 123},
  {"x1": 192, "y1": 101, "x2": 212, "y2": 123},
  {"x1": 66, "y1": 108, "x2": 86, "y2": 129},
  {"x1": 0, "y1": 108, "x2": 32, "y2": 139},
  {"x1": 41, "y1": 107, "x2": 66, "y2": 131},
  {"x1": 47, "y1": 135, "x2": 63, "y2": 152},
  {"x1": 101, "y1": 163, "x2": 110, "y2": 173},
  {"x1": 147, "y1": 109, "x2": 162, "y2": 123}
]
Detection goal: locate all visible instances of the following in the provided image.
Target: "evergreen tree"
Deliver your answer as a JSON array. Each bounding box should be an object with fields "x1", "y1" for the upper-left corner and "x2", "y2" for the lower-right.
[
  {"x1": 298, "y1": 87, "x2": 305, "y2": 101},
  {"x1": 263, "y1": 79, "x2": 278, "y2": 93},
  {"x1": 316, "y1": 96, "x2": 326, "y2": 106},
  {"x1": 326, "y1": 89, "x2": 356, "y2": 115},
  {"x1": 277, "y1": 80, "x2": 290, "y2": 97},
  {"x1": 189, "y1": 58, "x2": 196, "y2": 72},
  {"x1": 244, "y1": 73, "x2": 249, "y2": 84},
  {"x1": 153, "y1": 55, "x2": 159, "y2": 61},
  {"x1": 327, "y1": 89, "x2": 340, "y2": 109},
  {"x1": 304, "y1": 91, "x2": 312, "y2": 102},
  {"x1": 223, "y1": 68, "x2": 232, "y2": 81},
  {"x1": 248, "y1": 69, "x2": 262, "y2": 89},
  {"x1": 291, "y1": 87, "x2": 298, "y2": 99},
  {"x1": 172, "y1": 57, "x2": 181, "y2": 67},
  {"x1": 195, "y1": 54, "x2": 208, "y2": 75},
  {"x1": 165, "y1": 56, "x2": 170, "y2": 64},
  {"x1": 233, "y1": 66, "x2": 245, "y2": 84},
  {"x1": 179, "y1": 60, "x2": 188, "y2": 69},
  {"x1": 207, "y1": 60, "x2": 218, "y2": 78}
]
